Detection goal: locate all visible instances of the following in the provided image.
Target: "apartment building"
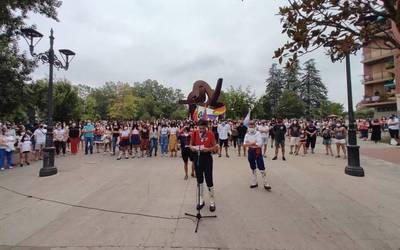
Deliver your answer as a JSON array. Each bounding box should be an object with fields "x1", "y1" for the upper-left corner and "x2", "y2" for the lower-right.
[{"x1": 358, "y1": 21, "x2": 400, "y2": 118}]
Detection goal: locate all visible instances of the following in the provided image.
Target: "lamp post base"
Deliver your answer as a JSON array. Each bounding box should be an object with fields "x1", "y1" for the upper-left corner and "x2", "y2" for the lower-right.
[
  {"x1": 39, "y1": 166, "x2": 58, "y2": 177},
  {"x1": 345, "y1": 145, "x2": 364, "y2": 177}
]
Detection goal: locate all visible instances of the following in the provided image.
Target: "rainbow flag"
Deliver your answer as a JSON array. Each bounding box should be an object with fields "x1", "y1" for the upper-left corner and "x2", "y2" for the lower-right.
[{"x1": 192, "y1": 105, "x2": 226, "y2": 121}]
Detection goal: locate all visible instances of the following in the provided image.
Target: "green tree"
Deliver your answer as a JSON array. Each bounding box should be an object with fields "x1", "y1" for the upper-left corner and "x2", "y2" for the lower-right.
[
  {"x1": 355, "y1": 108, "x2": 375, "y2": 119},
  {"x1": 276, "y1": 90, "x2": 305, "y2": 119},
  {"x1": 252, "y1": 95, "x2": 273, "y2": 120},
  {"x1": 283, "y1": 60, "x2": 302, "y2": 92},
  {"x1": 319, "y1": 100, "x2": 345, "y2": 119},
  {"x1": 108, "y1": 84, "x2": 140, "y2": 120},
  {"x1": 300, "y1": 59, "x2": 328, "y2": 117},
  {"x1": 265, "y1": 64, "x2": 285, "y2": 116},
  {"x1": 0, "y1": 0, "x2": 62, "y2": 121},
  {"x1": 222, "y1": 86, "x2": 256, "y2": 119},
  {"x1": 275, "y1": 0, "x2": 400, "y2": 64}
]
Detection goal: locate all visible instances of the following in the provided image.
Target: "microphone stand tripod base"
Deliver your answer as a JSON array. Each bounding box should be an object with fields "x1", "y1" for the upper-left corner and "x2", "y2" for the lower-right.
[{"x1": 185, "y1": 211, "x2": 217, "y2": 233}]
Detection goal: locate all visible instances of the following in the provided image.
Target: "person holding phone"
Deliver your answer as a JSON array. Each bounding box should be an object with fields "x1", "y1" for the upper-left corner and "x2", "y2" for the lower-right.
[{"x1": 190, "y1": 120, "x2": 219, "y2": 212}]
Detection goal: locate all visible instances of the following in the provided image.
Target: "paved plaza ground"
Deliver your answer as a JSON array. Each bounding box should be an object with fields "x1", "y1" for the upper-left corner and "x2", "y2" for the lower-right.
[{"x1": 0, "y1": 140, "x2": 399, "y2": 250}]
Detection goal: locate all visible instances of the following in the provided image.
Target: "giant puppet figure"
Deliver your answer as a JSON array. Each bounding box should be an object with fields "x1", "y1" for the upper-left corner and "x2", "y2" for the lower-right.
[{"x1": 179, "y1": 78, "x2": 225, "y2": 121}]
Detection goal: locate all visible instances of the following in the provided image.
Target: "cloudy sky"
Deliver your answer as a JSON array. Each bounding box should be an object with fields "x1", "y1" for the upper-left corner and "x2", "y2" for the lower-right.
[{"x1": 25, "y1": 0, "x2": 363, "y2": 109}]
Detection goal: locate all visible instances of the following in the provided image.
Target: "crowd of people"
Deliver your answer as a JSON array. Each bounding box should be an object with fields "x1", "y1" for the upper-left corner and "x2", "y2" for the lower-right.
[
  {"x1": 1, "y1": 115, "x2": 398, "y2": 171},
  {"x1": 1, "y1": 115, "x2": 399, "y2": 212}
]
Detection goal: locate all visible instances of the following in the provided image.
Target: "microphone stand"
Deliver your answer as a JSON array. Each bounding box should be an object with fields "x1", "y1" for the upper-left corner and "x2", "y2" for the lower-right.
[{"x1": 185, "y1": 145, "x2": 217, "y2": 233}]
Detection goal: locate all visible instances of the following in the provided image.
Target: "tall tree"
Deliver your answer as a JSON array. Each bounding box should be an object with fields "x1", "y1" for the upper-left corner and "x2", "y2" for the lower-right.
[
  {"x1": 0, "y1": 0, "x2": 62, "y2": 120},
  {"x1": 276, "y1": 90, "x2": 305, "y2": 119},
  {"x1": 275, "y1": 0, "x2": 400, "y2": 64},
  {"x1": 300, "y1": 59, "x2": 328, "y2": 117},
  {"x1": 265, "y1": 64, "x2": 285, "y2": 117},
  {"x1": 252, "y1": 94, "x2": 273, "y2": 120},
  {"x1": 283, "y1": 60, "x2": 302, "y2": 92}
]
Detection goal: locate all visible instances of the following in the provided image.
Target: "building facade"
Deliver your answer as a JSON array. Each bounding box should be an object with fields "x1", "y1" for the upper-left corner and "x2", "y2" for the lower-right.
[{"x1": 359, "y1": 20, "x2": 400, "y2": 118}]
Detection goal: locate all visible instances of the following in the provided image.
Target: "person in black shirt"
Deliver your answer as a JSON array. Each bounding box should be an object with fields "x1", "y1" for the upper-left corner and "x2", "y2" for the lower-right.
[
  {"x1": 69, "y1": 122, "x2": 80, "y2": 155},
  {"x1": 178, "y1": 126, "x2": 194, "y2": 180},
  {"x1": 272, "y1": 119, "x2": 287, "y2": 161},
  {"x1": 237, "y1": 122, "x2": 248, "y2": 157},
  {"x1": 288, "y1": 120, "x2": 301, "y2": 155},
  {"x1": 111, "y1": 123, "x2": 120, "y2": 155},
  {"x1": 305, "y1": 120, "x2": 318, "y2": 154}
]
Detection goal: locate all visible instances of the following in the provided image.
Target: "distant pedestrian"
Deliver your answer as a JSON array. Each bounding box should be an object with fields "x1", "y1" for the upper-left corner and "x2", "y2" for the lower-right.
[
  {"x1": 69, "y1": 122, "x2": 80, "y2": 154},
  {"x1": 272, "y1": 119, "x2": 286, "y2": 161},
  {"x1": 83, "y1": 120, "x2": 95, "y2": 155},
  {"x1": 217, "y1": 120, "x2": 230, "y2": 158},
  {"x1": 370, "y1": 119, "x2": 382, "y2": 143}
]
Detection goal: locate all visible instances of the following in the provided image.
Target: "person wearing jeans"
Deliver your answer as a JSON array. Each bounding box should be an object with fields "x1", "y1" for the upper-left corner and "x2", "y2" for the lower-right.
[
  {"x1": 149, "y1": 125, "x2": 159, "y2": 157},
  {"x1": 160, "y1": 124, "x2": 169, "y2": 156},
  {"x1": 83, "y1": 120, "x2": 95, "y2": 155},
  {"x1": 0, "y1": 128, "x2": 6, "y2": 170}
]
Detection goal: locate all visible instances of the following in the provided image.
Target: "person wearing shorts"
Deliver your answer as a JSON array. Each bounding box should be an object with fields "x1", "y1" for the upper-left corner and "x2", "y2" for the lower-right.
[
  {"x1": 288, "y1": 120, "x2": 300, "y2": 155},
  {"x1": 217, "y1": 121, "x2": 230, "y2": 158},
  {"x1": 257, "y1": 121, "x2": 269, "y2": 158},
  {"x1": 178, "y1": 126, "x2": 195, "y2": 180},
  {"x1": 33, "y1": 124, "x2": 46, "y2": 160},
  {"x1": 237, "y1": 122, "x2": 247, "y2": 157},
  {"x1": 272, "y1": 119, "x2": 287, "y2": 161},
  {"x1": 321, "y1": 125, "x2": 334, "y2": 156},
  {"x1": 334, "y1": 123, "x2": 347, "y2": 158}
]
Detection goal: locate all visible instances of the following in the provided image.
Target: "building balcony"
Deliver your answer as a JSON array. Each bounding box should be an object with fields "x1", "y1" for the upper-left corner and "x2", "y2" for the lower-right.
[
  {"x1": 361, "y1": 49, "x2": 396, "y2": 64},
  {"x1": 363, "y1": 72, "x2": 394, "y2": 85},
  {"x1": 358, "y1": 92, "x2": 397, "y2": 108}
]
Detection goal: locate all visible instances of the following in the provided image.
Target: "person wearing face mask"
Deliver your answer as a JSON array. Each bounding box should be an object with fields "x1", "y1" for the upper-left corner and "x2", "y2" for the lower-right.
[
  {"x1": 217, "y1": 120, "x2": 230, "y2": 158},
  {"x1": 237, "y1": 121, "x2": 247, "y2": 157},
  {"x1": 244, "y1": 121, "x2": 271, "y2": 190},
  {"x1": 179, "y1": 126, "x2": 195, "y2": 180},
  {"x1": 257, "y1": 120, "x2": 269, "y2": 158},
  {"x1": 131, "y1": 124, "x2": 141, "y2": 158},
  {"x1": 334, "y1": 122, "x2": 347, "y2": 158},
  {"x1": 54, "y1": 123, "x2": 66, "y2": 156},
  {"x1": 288, "y1": 120, "x2": 301, "y2": 155},
  {"x1": 140, "y1": 125, "x2": 150, "y2": 157},
  {"x1": 33, "y1": 123, "x2": 47, "y2": 160},
  {"x1": 149, "y1": 124, "x2": 159, "y2": 157},
  {"x1": 272, "y1": 118, "x2": 287, "y2": 161},
  {"x1": 83, "y1": 120, "x2": 95, "y2": 155},
  {"x1": 111, "y1": 123, "x2": 120, "y2": 155},
  {"x1": 190, "y1": 120, "x2": 219, "y2": 212},
  {"x1": 117, "y1": 124, "x2": 131, "y2": 160},
  {"x1": 69, "y1": 122, "x2": 80, "y2": 155}
]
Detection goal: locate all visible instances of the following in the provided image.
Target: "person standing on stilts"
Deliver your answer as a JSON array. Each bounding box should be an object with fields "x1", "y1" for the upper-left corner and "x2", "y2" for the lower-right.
[
  {"x1": 190, "y1": 120, "x2": 219, "y2": 212},
  {"x1": 243, "y1": 121, "x2": 271, "y2": 190}
]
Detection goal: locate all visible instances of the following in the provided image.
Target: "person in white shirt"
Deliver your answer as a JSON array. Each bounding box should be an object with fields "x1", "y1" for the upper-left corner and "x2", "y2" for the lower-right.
[
  {"x1": 257, "y1": 120, "x2": 269, "y2": 158},
  {"x1": 217, "y1": 120, "x2": 231, "y2": 158},
  {"x1": 387, "y1": 115, "x2": 400, "y2": 145},
  {"x1": 54, "y1": 123, "x2": 66, "y2": 156},
  {"x1": 33, "y1": 123, "x2": 47, "y2": 160},
  {"x1": 243, "y1": 121, "x2": 271, "y2": 191},
  {"x1": 19, "y1": 133, "x2": 32, "y2": 167}
]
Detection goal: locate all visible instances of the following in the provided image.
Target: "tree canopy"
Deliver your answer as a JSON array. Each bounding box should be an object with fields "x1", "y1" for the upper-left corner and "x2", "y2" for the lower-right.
[{"x1": 275, "y1": 0, "x2": 400, "y2": 64}]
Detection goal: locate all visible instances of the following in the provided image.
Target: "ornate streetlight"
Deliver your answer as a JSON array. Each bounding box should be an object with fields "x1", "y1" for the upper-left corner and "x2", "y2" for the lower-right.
[{"x1": 21, "y1": 28, "x2": 76, "y2": 177}]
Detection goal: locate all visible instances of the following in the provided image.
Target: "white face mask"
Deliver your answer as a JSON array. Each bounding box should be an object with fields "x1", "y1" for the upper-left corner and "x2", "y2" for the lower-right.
[{"x1": 248, "y1": 128, "x2": 255, "y2": 133}]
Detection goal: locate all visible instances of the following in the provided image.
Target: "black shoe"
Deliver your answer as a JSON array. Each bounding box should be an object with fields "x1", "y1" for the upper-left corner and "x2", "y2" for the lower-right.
[
  {"x1": 196, "y1": 201, "x2": 205, "y2": 210},
  {"x1": 210, "y1": 205, "x2": 216, "y2": 212},
  {"x1": 20, "y1": 164, "x2": 23, "y2": 167},
  {"x1": 272, "y1": 156, "x2": 277, "y2": 160},
  {"x1": 26, "y1": 162, "x2": 30, "y2": 165},
  {"x1": 250, "y1": 184, "x2": 258, "y2": 188},
  {"x1": 282, "y1": 157, "x2": 286, "y2": 161},
  {"x1": 218, "y1": 154, "x2": 221, "y2": 157},
  {"x1": 264, "y1": 184, "x2": 272, "y2": 191}
]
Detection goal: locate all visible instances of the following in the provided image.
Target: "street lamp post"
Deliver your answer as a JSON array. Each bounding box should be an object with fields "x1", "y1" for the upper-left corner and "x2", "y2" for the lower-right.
[
  {"x1": 21, "y1": 28, "x2": 75, "y2": 177},
  {"x1": 344, "y1": 54, "x2": 365, "y2": 177}
]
